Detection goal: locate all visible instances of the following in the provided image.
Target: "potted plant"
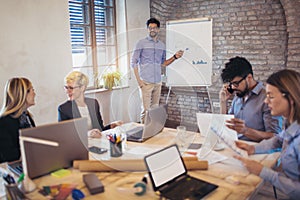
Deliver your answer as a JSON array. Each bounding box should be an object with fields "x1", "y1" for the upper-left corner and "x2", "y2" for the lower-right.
[{"x1": 102, "y1": 71, "x2": 121, "y2": 90}]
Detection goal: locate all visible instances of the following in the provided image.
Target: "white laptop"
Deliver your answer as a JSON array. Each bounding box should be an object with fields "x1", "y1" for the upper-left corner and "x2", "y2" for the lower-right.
[{"x1": 124, "y1": 104, "x2": 167, "y2": 142}]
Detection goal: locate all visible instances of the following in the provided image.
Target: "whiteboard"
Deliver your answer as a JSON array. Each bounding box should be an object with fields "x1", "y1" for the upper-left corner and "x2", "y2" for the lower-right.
[{"x1": 166, "y1": 18, "x2": 212, "y2": 86}]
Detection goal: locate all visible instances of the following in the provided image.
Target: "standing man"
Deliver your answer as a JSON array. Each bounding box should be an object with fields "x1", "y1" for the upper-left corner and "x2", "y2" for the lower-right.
[
  {"x1": 219, "y1": 56, "x2": 283, "y2": 142},
  {"x1": 131, "y1": 18, "x2": 184, "y2": 123}
]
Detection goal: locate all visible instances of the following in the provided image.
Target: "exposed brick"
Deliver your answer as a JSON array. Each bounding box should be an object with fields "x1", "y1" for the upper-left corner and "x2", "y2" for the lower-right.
[{"x1": 150, "y1": 0, "x2": 299, "y2": 125}]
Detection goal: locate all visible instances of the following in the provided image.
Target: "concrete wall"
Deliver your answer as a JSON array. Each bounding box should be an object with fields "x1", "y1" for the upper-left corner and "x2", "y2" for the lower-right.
[
  {"x1": 0, "y1": 0, "x2": 72, "y2": 125},
  {"x1": 0, "y1": 0, "x2": 150, "y2": 126}
]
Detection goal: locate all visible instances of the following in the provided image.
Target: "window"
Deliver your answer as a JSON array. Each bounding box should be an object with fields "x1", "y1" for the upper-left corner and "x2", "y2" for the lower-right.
[{"x1": 68, "y1": 0, "x2": 117, "y2": 88}]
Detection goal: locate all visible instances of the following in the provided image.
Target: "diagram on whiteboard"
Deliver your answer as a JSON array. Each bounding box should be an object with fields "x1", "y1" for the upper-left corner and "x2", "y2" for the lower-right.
[{"x1": 166, "y1": 18, "x2": 212, "y2": 86}]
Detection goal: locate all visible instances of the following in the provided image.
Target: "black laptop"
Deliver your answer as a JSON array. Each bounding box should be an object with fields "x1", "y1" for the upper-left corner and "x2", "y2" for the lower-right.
[{"x1": 144, "y1": 144, "x2": 218, "y2": 200}]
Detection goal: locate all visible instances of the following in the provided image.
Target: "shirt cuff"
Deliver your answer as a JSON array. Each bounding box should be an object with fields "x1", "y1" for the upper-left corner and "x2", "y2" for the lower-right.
[
  {"x1": 254, "y1": 145, "x2": 265, "y2": 154},
  {"x1": 259, "y1": 166, "x2": 276, "y2": 183}
]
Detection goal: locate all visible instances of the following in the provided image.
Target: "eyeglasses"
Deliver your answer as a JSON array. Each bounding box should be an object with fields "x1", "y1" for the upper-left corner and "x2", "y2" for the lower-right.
[
  {"x1": 148, "y1": 26, "x2": 158, "y2": 31},
  {"x1": 64, "y1": 85, "x2": 81, "y2": 90},
  {"x1": 229, "y1": 75, "x2": 247, "y2": 88}
]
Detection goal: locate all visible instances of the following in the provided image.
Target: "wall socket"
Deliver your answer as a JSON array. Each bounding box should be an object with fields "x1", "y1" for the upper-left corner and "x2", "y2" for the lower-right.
[{"x1": 213, "y1": 102, "x2": 220, "y2": 107}]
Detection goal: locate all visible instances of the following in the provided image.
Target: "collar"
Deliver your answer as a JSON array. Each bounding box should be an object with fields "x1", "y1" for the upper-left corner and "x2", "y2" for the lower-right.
[
  {"x1": 250, "y1": 81, "x2": 264, "y2": 95},
  {"x1": 146, "y1": 36, "x2": 159, "y2": 42},
  {"x1": 285, "y1": 121, "x2": 300, "y2": 142}
]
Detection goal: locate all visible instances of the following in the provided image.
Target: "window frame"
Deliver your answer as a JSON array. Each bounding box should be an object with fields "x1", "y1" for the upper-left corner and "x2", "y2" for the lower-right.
[{"x1": 68, "y1": 0, "x2": 118, "y2": 89}]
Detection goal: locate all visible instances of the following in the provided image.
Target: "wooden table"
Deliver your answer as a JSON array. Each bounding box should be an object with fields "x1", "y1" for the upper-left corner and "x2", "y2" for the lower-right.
[{"x1": 26, "y1": 127, "x2": 280, "y2": 200}]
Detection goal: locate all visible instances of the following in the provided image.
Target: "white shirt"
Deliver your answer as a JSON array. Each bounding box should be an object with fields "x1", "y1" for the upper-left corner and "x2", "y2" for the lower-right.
[{"x1": 78, "y1": 105, "x2": 92, "y2": 130}]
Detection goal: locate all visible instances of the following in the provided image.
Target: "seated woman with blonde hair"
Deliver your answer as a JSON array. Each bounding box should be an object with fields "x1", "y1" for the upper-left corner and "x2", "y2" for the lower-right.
[
  {"x1": 235, "y1": 69, "x2": 300, "y2": 199},
  {"x1": 58, "y1": 71, "x2": 123, "y2": 138},
  {"x1": 0, "y1": 77, "x2": 36, "y2": 163}
]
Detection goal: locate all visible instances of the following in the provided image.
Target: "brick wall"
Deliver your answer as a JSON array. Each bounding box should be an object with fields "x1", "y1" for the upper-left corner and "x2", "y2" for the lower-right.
[
  {"x1": 149, "y1": 0, "x2": 300, "y2": 129},
  {"x1": 280, "y1": 0, "x2": 300, "y2": 70}
]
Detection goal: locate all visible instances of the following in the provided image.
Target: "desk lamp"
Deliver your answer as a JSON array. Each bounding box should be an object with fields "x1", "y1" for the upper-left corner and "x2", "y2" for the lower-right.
[{"x1": 19, "y1": 136, "x2": 59, "y2": 193}]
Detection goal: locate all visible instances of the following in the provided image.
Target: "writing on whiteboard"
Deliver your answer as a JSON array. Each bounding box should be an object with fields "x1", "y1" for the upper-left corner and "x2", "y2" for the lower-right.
[{"x1": 192, "y1": 60, "x2": 208, "y2": 65}]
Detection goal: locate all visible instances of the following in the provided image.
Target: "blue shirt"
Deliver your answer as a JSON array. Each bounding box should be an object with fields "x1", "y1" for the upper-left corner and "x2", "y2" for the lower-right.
[
  {"x1": 130, "y1": 36, "x2": 166, "y2": 84},
  {"x1": 255, "y1": 121, "x2": 300, "y2": 199},
  {"x1": 228, "y1": 81, "x2": 283, "y2": 141}
]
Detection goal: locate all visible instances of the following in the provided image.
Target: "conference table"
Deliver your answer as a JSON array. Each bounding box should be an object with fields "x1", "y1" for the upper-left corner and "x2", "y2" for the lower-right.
[{"x1": 25, "y1": 126, "x2": 280, "y2": 200}]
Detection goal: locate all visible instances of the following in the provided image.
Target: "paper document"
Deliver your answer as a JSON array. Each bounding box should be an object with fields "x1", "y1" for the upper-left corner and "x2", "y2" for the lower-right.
[
  {"x1": 198, "y1": 150, "x2": 228, "y2": 165},
  {"x1": 210, "y1": 127, "x2": 248, "y2": 157},
  {"x1": 196, "y1": 113, "x2": 237, "y2": 139}
]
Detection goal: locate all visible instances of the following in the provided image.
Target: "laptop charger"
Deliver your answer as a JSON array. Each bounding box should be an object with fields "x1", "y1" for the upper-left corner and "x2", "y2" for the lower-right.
[{"x1": 83, "y1": 173, "x2": 104, "y2": 195}]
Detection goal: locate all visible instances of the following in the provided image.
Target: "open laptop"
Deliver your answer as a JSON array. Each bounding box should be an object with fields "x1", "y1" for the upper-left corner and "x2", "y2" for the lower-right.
[
  {"x1": 125, "y1": 104, "x2": 167, "y2": 142},
  {"x1": 144, "y1": 144, "x2": 218, "y2": 200},
  {"x1": 10, "y1": 118, "x2": 88, "y2": 179}
]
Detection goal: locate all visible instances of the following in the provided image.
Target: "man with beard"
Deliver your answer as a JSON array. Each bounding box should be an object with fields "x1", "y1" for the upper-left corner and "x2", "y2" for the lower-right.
[
  {"x1": 131, "y1": 18, "x2": 184, "y2": 123},
  {"x1": 219, "y1": 56, "x2": 282, "y2": 142}
]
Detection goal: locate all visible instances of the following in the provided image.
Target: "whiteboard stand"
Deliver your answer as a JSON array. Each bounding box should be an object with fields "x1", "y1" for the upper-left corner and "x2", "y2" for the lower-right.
[{"x1": 166, "y1": 86, "x2": 172, "y2": 104}]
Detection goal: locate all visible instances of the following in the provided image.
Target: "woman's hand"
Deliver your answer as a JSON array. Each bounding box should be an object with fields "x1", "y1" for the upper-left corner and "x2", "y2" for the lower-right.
[
  {"x1": 88, "y1": 129, "x2": 102, "y2": 138},
  {"x1": 110, "y1": 120, "x2": 124, "y2": 129},
  {"x1": 234, "y1": 155, "x2": 263, "y2": 176},
  {"x1": 235, "y1": 140, "x2": 255, "y2": 155}
]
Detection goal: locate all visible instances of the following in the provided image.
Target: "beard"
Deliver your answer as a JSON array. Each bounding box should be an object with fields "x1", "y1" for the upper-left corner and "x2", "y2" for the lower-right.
[
  {"x1": 235, "y1": 83, "x2": 249, "y2": 98},
  {"x1": 149, "y1": 31, "x2": 158, "y2": 38}
]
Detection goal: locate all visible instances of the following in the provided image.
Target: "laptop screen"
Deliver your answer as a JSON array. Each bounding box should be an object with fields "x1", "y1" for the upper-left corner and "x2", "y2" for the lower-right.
[{"x1": 144, "y1": 145, "x2": 186, "y2": 190}]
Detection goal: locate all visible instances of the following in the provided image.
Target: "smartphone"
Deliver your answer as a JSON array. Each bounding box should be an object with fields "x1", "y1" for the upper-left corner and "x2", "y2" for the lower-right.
[
  {"x1": 188, "y1": 143, "x2": 202, "y2": 149},
  {"x1": 227, "y1": 86, "x2": 234, "y2": 94},
  {"x1": 88, "y1": 146, "x2": 108, "y2": 154}
]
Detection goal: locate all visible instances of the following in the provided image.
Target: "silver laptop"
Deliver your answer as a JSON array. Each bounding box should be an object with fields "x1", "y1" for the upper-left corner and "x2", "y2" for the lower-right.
[
  {"x1": 18, "y1": 118, "x2": 88, "y2": 179},
  {"x1": 126, "y1": 104, "x2": 167, "y2": 142}
]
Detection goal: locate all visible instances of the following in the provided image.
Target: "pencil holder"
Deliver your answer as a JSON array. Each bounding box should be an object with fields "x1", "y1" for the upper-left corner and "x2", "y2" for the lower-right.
[
  {"x1": 110, "y1": 141, "x2": 123, "y2": 157},
  {"x1": 5, "y1": 183, "x2": 27, "y2": 200}
]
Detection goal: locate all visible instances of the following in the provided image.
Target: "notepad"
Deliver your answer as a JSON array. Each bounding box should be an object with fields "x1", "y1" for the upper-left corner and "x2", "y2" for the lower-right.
[{"x1": 51, "y1": 169, "x2": 71, "y2": 178}]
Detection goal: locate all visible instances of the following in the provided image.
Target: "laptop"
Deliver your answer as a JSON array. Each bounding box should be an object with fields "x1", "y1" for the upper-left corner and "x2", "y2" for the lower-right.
[
  {"x1": 144, "y1": 144, "x2": 218, "y2": 200},
  {"x1": 13, "y1": 118, "x2": 88, "y2": 179},
  {"x1": 125, "y1": 104, "x2": 167, "y2": 142}
]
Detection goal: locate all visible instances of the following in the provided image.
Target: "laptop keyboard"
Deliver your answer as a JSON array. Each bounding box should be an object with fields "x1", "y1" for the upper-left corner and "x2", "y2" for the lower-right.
[
  {"x1": 163, "y1": 176, "x2": 217, "y2": 200},
  {"x1": 126, "y1": 126, "x2": 143, "y2": 139}
]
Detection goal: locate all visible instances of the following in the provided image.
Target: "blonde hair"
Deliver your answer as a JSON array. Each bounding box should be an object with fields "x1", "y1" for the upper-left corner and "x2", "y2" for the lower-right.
[
  {"x1": 0, "y1": 77, "x2": 32, "y2": 118},
  {"x1": 65, "y1": 71, "x2": 89, "y2": 89}
]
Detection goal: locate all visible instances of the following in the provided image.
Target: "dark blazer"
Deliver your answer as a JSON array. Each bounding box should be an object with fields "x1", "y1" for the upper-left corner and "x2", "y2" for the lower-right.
[
  {"x1": 58, "y1": 97, "x2": 110, "y2": 131},
  {"x1": 0, "y1": 114, "x2": 35, "y2": 163}
]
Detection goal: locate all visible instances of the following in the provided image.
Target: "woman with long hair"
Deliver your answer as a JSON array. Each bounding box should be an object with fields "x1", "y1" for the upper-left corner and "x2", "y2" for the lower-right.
[
  {"x1": 235, "y1": 69, "x2": 300, "y2": 199},
  {"x1": 0, "y1": 77, "x2": 36, "y2": 163}
]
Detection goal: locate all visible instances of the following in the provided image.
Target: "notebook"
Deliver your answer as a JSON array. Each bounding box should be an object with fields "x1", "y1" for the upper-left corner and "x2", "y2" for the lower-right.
[
  {"x1": 7, "y1": 160, "x2": 23, "y2": 176},
  {"x1": 125, "y1": 104, "x2": 167, "y2": 142},
  {"x1": 144, "y1": 144, "x2": 218, "y2": 200},
  {"x1": 18, "y1": 118, "x2": 88, "y2": 179}
]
